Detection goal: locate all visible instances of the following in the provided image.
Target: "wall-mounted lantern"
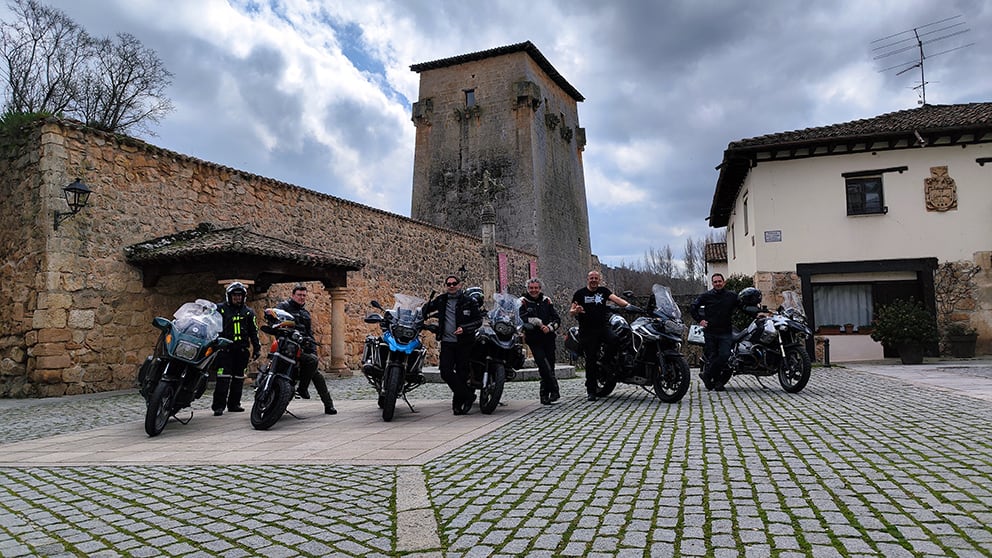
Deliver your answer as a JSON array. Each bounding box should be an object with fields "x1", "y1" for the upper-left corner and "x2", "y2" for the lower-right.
[{"x1": 54, "y1": 179, "x2": 92, "y2": 230}]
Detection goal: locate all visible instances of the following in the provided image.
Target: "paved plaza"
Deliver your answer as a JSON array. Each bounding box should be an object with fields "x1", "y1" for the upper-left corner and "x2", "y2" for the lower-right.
[{"x1": 1, "y1": 360, "x2": 991, "y2": 557}]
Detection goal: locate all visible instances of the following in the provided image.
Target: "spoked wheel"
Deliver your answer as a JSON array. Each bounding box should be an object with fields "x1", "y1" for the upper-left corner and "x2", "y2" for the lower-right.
[
  {"x1": 594, "y1": 377, "x2": 617, "y2": 398},
  {"x1": 381, "y1": 364, "x2": 403, "y2": 422},
  {"x1": 250, "y1": 376, "x2": 293, "y2": 430},
  {"x1": 479, "y1": 363, "x2": 505, "y2": 415},
  {"x1": 779, "y1": 347, "x2": 811, "y2": 393},
  {"x1": 654, "y1": 354, "x2": 691, "y2": 403},
  {"x1": 144, "y1": 382, "x2": 175, "y2": 437}
]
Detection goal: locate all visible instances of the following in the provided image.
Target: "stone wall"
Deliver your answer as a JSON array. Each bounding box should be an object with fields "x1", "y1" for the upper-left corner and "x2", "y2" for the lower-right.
[{"x1": 0, "y1": 119, "x2": 536, "y2": 397}]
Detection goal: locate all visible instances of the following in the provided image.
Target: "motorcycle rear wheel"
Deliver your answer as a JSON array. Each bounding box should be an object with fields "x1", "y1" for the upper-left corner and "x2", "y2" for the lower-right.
[
  {"x1": 654, "y1": 355, "x2": 691, "y2": 403},
  {"x1": 381, "y1": 364, "x2": 403, "y2": 422},
  {"x1": 479, "y1": 362, "x2": 505, "y2": 415},
  {"x1": 250, "y1": 376, "x2": 293, "y2": 430},
  {"x1": 779, "y1": 347, "x2": 811, "y2": 393},
  {"x1": 144, "y1": 382, "x2": 175, "y2": 437}
]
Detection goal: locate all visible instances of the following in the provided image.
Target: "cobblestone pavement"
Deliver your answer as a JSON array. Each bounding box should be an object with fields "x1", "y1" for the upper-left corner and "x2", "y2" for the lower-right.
[{"x1": 1, "y1": 364, "x2": 991, "y2": 557}]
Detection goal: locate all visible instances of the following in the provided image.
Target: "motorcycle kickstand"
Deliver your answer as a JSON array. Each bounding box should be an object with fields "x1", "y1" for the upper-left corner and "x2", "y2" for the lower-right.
[
  {"x1": 174, "y1": 410, "x2": 194, "y2": 425},
  {"x1": 286, "y1": 409, "x2": 304, "y2": 420},
  {"x1": 754, "y1": 376, "x2": 771, "y2": 390},
  {"x1": 402, "y1": 393, "x2": 418, "y2": 413}
]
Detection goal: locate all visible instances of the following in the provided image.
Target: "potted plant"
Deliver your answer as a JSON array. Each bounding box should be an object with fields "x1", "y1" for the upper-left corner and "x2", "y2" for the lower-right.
[
  {"x1": 869, "y1": 298, "x2": 939, "y2": 364},
  {"x1": 945, "y1": 322, "x2": 978, "y2": 358}
]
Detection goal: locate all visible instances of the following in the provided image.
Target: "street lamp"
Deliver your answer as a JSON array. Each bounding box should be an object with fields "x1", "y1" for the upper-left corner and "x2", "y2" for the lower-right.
[{"x1": 54, "y1": 179, "x2": 92, "y2": 230}]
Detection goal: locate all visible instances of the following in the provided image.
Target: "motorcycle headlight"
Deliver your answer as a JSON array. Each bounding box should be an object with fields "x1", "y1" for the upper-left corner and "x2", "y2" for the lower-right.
[
  {"x1": 493, "y1": 321, "x2": 516, "y2": 340},
  {"x1": 664, "y1": 320, "x2": 685, "y2": 337},
  {"x1": 393, "y1": 325, "x2": 417, "y2": 343},
  {"x1": 175, "y1": 340, "x2": 199, "y2": 360}
]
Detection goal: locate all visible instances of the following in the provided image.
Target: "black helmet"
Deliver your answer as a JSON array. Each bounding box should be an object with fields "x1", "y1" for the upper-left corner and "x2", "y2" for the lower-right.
[
  {"x1": 226, "y1": 281, "x2": 248, "y2": 304},
  {"x1": 465, "y1": 286, "x2": 484, "y2": 308},
  {"x1": 739, "y1": 287, "x2": 762, "y2": 307}
]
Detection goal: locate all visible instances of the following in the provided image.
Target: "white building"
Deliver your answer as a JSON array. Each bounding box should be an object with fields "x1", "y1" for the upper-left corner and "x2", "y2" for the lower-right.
[{"x1": 707, "y1": 103, "x2": 992, "y2": 361}]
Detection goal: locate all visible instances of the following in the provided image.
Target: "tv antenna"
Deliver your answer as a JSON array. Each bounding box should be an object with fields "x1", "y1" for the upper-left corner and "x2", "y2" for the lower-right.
[{"x1": 872, "y1": 15, "x2": 973, "y2": 106}]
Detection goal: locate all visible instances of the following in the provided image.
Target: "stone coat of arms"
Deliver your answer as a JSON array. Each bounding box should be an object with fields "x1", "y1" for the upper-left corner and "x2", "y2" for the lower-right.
[{"x1": 924, "y1": 166, "x2": 957, "y2": 212}]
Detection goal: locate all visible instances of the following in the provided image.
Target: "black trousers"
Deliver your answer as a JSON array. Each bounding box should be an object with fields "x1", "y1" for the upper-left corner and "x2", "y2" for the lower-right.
[
  {"x1": 580, "y1": 326, "x2": 617, "y2": 395},
  {"x1": 439, "y1": 340, "x2": 474, "y2": 403},
  {"x1": 299, "y1": 352, "x2": 334, "y2": 409},
  {"x1": 213, "y1": 346, "x2": 249, "y2": 412},
  {"x1": 527, "y1": 334, "x2": 559, "y2": 398}
]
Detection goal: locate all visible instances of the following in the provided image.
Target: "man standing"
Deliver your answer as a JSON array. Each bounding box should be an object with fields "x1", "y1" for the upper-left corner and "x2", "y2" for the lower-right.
[
  {"x1": 424, "y1": 275, "x2": 483, "y2": 415},
  {"x1": 276, "y1": 285, "x2": 337, "y2": 414},
  {"x1": 570, "y1": 270, "x2": 633, "y2": 402},
  {"x1": 212, "y1": 282, "x2": 261, "y2": 416},
  {"x1": 690, "y1": 273, "x2": 738, "y2": 391},
  {"x1": 520, "y1": 278, "x2": 562, "y2": 405}
]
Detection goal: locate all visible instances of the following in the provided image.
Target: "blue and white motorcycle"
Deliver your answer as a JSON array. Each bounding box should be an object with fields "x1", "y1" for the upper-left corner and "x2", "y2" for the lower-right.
[{"x1": 361, "y1": 294, "x2": 434, "y2": 421}]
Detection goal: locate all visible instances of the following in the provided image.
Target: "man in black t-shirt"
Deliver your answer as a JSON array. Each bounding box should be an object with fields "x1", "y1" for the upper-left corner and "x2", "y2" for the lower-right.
[{"x1": 570, "y1": 270, "x2": 633, "y2": 402}]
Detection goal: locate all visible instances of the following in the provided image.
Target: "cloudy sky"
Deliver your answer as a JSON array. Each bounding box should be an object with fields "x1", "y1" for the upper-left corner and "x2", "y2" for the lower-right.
[{"x1": 13, "y1": 0, "x2": 992, "y2": 267}]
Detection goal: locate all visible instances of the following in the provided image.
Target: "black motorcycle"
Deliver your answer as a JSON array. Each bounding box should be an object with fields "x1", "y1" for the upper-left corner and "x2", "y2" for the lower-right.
[
  {"x1": 565, "y1": 284, "x2": 691, "y2": 403},
  {"x1": 467, "y1": 292, "x2": 526, "y2": 414},
  {"x1": 138, "y1": 300, "x2": 231, "y2": 437},
  {"x1": 250, "y1": 308, "x2": 310, "y2": 430},
  {"x1": 361, "y1": 293, "x2": 434, "y2": 421},
  {"x1": 689, "y1": 290, "x2": 813, "y2": 393}
]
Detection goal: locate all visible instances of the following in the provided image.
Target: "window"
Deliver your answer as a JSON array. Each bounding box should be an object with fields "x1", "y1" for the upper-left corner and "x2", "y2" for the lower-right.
[
  {"x1": 813, "y1": 284, "x2": 873, "y2": 329},
  {"x1": 846, "y1": 176, "x2": 884, "y2": 215},
  {"x1": 742, "y1": 193, "x2": 749, "y2": 236},
  {"x1": 464, "y1": 89, "x2": 475, "y2": 107}
]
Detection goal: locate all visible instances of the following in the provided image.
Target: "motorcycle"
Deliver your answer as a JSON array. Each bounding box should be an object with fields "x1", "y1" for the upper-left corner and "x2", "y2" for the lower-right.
[
  {"x1": 467, "y1": 292, "x2": 526, "y2": 414},
  {"x1": 689, "y1": 290, "x2": 813, "y2": 393},
  {"x1": 138, "y1": 299, "x2": 231, "y2": 437},
  {"x1": 361, "y1": 293, "x2": 435, "y2": 421},
  {"x1": 250, "y1": 308, "x2": 310, "y2": 430},
  {"x1": 564, "y1": 284, "x2": 691, "y2": 403}
]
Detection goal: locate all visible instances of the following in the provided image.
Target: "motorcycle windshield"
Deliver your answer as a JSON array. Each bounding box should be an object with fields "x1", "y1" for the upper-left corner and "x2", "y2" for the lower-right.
[
  {"x1": 172, "y1": 299, "x2": 223, "y2": 340},
  {"x1": 780, "y1": 291, "x2": 805, "y2": 318},
  {"x1": 489, "y1": 292, "x2": 524, "y2": 328},
  {"x1": 651, "y1": 284, "x2": 681, "y2": 320},
  {"x1": 387, "y1": 293, "x2": 427, "y2": 327}
]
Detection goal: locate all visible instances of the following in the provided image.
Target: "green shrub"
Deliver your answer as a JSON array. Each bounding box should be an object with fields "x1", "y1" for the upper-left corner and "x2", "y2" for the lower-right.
[{"x1": 870, "y1": 298, "x2": 939, "y2": 346}]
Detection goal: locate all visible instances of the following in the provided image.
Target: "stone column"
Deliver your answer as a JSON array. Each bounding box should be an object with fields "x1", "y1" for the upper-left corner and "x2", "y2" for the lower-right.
[
  {"x1": 481, "y1": 201, "x2": 497, "y2": 301},
  {"x1": 329, "y1": 288, "x2": 349, "y2": 376}
]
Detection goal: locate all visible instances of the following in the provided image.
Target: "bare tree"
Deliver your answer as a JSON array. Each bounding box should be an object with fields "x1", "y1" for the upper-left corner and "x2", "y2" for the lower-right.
[
  {"x1": 682, "y1": 237, "x2": 704, "y2": 283},
  {"x1": 1, "y1": 0, "x2": 173, "y2": 135},
  {"x1": 77, "y1": 32, "x2": 173, "y2": 135},
  {"x1": 0, "y1": 0, "x2": 87, "y2": 115}
]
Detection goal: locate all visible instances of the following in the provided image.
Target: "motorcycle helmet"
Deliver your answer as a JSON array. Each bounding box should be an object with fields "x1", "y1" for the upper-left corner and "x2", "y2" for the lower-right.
[
  {"x1": 739, "y1": 287, "x2": 762, "y2": 307},
  {"x1": 465, "y1": 286, "x2": 484, "y2": 308},
  {"x1": 226, "y1": 281, "x2": 248, "y2": 304},
  {"x1": 263, "y1": 308, "x2": 296, "y2": 328}
]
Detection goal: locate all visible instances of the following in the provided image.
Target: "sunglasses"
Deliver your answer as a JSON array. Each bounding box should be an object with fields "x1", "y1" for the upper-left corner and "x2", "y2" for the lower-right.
[{"x1": 446, "y1": 281, "x2": 459, "y2": 286}]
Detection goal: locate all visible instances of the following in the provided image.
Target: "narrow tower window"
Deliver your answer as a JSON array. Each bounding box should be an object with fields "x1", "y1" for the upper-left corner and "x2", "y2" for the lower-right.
[{"x1": 464, "y1": 89, "x2": 476, "y2": 107}]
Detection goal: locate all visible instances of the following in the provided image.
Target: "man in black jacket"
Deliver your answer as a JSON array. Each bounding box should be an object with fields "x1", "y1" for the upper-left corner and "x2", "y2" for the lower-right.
[
  {"x1": 690, "y1": 273, "x2": 738, "y2": 391},
  {"x1": 276, "y1": 285, "x2": 336, "y2": 414},
  {"x1": 423, "y1": 275, "x2": 483, "y2": 415},
  {"x1": 520, "y1": 278, "x2": 562, "y2": 405},
  {"x1": 212, "y1": 282, "x2": 262, "y2": 416}
]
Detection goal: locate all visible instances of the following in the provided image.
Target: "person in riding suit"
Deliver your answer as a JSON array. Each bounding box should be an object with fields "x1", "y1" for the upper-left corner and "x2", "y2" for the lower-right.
[
  {"x1": 690, "y1": 273, "x2": 738, "y2": 391},
  {"x1": 212, "y1": 282, "x2": 262, "y2": 416},
  {"x1": 423, "y1": 275, "x2": 483, "y2": 415},
  {"x1": 520, "y1": 278, "x2": 562, "y2": 405},
  {"x1": 276, "y1": 285, "x2": 336, "y2": 414},
  {"x1": 570, "y1": 270, "x2": 633, "y2": 402}
]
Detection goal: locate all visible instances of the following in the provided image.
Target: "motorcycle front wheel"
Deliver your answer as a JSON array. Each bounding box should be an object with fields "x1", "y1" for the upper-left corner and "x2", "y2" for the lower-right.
[
  {"x1": 381, "y1": 364, "x2": 403, "y2": 422},
  {"x1": 654, "y1": 355, "x2": 691, "y2": 403},
  {"x1": 250, "y1": 376, "x2": 293, "y2": 430},
  {"x1": 144, "y1": 382, "x2": 175, "y2": 437},
  {"x1": 479, "y1": 362, "x2": 505, "y2": 415},
  {"x1": 779, "y1": 346, "x2": 811, "y2": 393}
]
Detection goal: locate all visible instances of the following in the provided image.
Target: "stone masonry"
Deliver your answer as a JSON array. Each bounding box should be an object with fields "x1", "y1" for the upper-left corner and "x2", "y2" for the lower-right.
[{"x1": 0, "y1": 118, "x2": 536, "y2": 397}]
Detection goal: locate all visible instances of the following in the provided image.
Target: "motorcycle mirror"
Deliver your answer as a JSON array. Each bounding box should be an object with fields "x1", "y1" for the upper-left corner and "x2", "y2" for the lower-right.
[
  {"x1": 622, "y1": 290, "x2": 634, "y2": 298},
  {"x1": 364, "y1": 313, "x2": 383, "y2": 324},
  {"x1": 370, "y1": 300, "x2": 383, "y2": 310}
]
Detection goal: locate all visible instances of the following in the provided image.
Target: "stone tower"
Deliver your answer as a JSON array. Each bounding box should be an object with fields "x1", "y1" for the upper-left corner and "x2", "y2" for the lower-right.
[{"x1": 410, "y1": 41, "x2": 592, "y2": 298}]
